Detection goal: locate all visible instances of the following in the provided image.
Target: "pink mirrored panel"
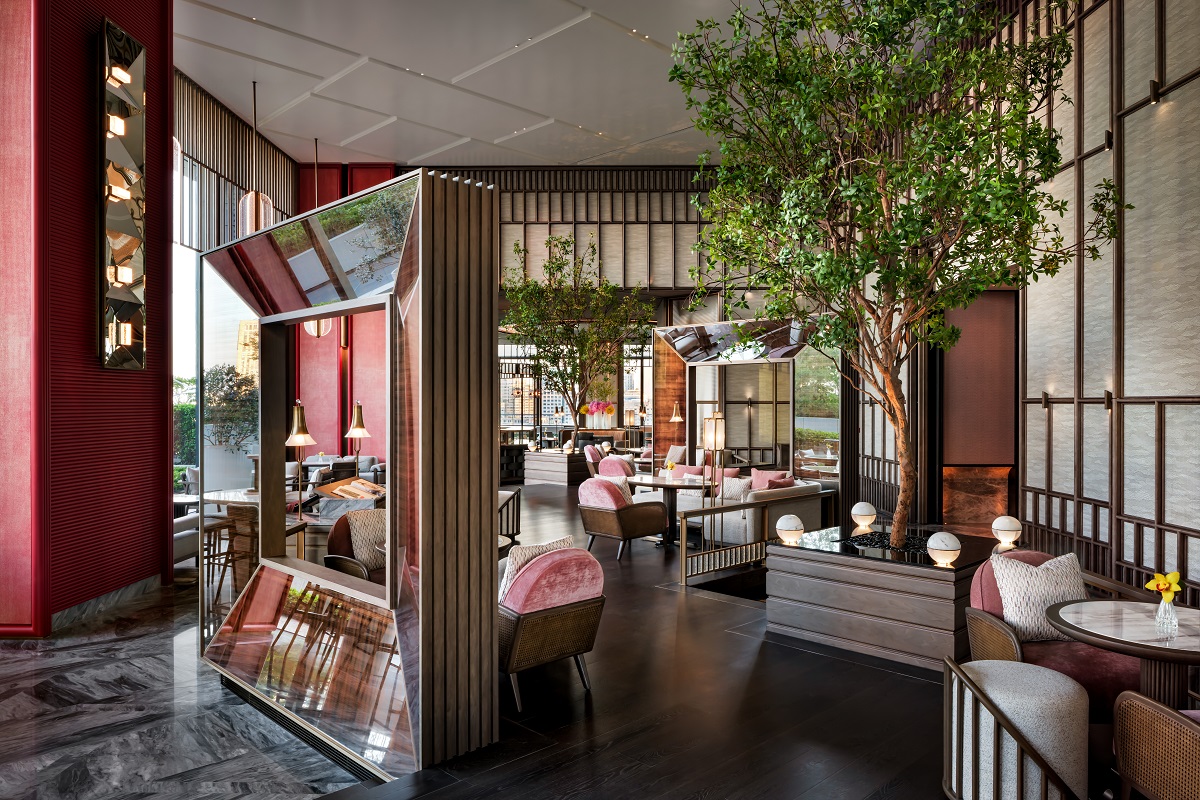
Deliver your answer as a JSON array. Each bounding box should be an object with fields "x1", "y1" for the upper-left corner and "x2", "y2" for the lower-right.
[{"x1": 203, "y1": 565, "x2": 416, "y2": 776}]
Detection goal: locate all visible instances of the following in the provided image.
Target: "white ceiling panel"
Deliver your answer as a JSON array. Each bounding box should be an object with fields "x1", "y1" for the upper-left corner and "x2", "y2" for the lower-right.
[
  {"x1": 585, "y1": 0, "x2": 739, "y2": 48},
  {"x1": 175, "y1": 1, "x2": 359, "y2": 78},
  {"x1": 582, "y1": 126, "x2": 715, "y2": 165},
  {"x1": 173, "y1": 37, "x2": 323, "y2": 122},
  {"x1": 174, "y1": 0, "x2": 729, "y2": 165},
  {"x1": 265, "y1": 130, "x2": 391, "y2": 164},
  {"x1": 261, "y1": 95, "x2": 392, "y2": 147},
  {"x1": 419, "y1": 139, "x2": 559, "y2": 166},
  {"x1": 341, "y1": 117, "x2": 464, "y2": 164},
  {"x1": 455, "y1": 15, "x2": 691, "y2": 144},
  {"x1": 316, "y1": 60, "x2": 546, "y2": 143},
  {"x1": 499, "y1": 121, "x2": 622, "y2": 162},
  {"x1": 193, "y1": 0, "x2": 584, "y2": 82}
]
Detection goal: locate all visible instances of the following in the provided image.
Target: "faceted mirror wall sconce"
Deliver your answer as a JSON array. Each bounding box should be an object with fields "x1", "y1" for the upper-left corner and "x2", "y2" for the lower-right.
[{"x1": 100, "y1": 19, "x2": 147, "y2": 369}]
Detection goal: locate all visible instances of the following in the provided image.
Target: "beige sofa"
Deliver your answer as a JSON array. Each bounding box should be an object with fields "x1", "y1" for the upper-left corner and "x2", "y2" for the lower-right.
[{"x1": 674, "y1": 480, "x2": 825, "y2": 545}]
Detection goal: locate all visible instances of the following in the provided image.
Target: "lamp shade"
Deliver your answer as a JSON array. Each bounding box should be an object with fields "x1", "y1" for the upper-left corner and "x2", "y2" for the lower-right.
[
  {"x1": 303, "y1": 318, "x2": 333, "y2": 338},
  {"x1": 345, "y1": 401, "x2": 371, "y2": 439},
  {"x1": 776, "y1": 514, "x2": 805, "y2": 545},
  {"x1": 285, "y1": 401, "x2": 317, "y2": 447},
  {"x1": 702, "y1": 412, "x2": 726, "y2": 451},
  {"x1": 669, "y1": 402, "x2": 684, "y2": 423},
  {"x1": 926, "y1": 531, "x2": 961, "y2": 568},
  {"x1": 992, "y1": 515, "x2": 1022, "y2": 545},
  {"x1": 850, "y1": 501, "x2": 877, "y2": 527}
]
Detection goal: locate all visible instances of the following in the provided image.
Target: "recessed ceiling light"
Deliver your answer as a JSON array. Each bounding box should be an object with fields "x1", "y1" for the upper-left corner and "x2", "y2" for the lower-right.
[
  {"x1": 644, "y1": 34, "x2": 649, "y2": 38},
  {"x1": 527, "y1": 37, "x2": 532, "y2": 41},
  {"x1": 632, "y1": 29, "x2": 637, "y2": 32}
]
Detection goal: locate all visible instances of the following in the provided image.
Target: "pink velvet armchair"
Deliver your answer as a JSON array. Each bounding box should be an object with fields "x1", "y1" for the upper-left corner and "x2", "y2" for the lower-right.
[
  {"x1": 500, "y1": 548, "x2": 605, "y2": 712},
  {"x1": 583, "y1": 444, "x2": 604, "y2": 477},
  {"x1": 597, "y1": 455, "x2": 634, "y2": 477},
  {"x1": 966, "y1": 550, "x2": 1143, "y2": 723},
  {"x1": 577, "y1": 478, "x2": 668, "y2": 560}
]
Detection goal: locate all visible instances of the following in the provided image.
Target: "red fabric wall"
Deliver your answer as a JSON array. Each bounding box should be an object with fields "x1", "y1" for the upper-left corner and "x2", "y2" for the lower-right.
[
  {"x1": 0, "y1": 0, "x2": 38, "y2": 633},
  {"x1": 38, "y1": 0, "x2": 173, "y2": 620},
  {"x1": 943, "y1": 291, "x2": 1017, "y2": 466},
  {"x1": 349, "y1": 310, "x2": 388, "y2": 463},
  {"x1": 347, "y1": 163, "x2": 397, "y2": 195},
  {"x1": 296, "y1": 164, "x2": 341, "y2": 214},
  {"x1": 296, "y1": 325, "x2": 343, "y2": 457}
]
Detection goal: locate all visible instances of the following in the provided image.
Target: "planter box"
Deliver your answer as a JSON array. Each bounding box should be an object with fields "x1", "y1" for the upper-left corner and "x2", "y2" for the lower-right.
[
  {"x1": 522, "y1": 451, "x2": 589, "y2": 486},
  {"x1": 765, "y1": 527, "x2": 995, "y2": 672}
]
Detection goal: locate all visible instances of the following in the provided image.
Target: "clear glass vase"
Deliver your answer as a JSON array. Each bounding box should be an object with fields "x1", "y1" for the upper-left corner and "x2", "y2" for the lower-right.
[{"x1": 1155, "y1": 598, "x2": 1179, "y2": 635}]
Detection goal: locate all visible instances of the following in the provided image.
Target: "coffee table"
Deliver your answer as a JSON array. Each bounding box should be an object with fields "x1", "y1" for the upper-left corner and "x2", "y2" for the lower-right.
[
  {"x1": 1047, "y1": 599, "x2": 1200, "y2": 707},
  {"x1": 626, "y1": 474, "x2": 713, "y2": 546}
]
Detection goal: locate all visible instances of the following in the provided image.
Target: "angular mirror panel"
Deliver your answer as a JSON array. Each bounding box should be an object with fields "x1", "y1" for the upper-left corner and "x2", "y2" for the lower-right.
[{"x1": 101, "y1": 20, "x2": 147, "y2": 369}]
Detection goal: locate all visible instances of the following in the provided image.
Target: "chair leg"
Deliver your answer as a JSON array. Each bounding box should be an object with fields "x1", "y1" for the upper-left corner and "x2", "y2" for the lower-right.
[
  {"x1": 616, "y1": 540, "x2": 626, "y2": 560},
  {"x1": 586, "y1": 535, "x2": 595, "y2": 551},
  {"x1": 509, "y1": 672, "x2": 523, "y2": 713},
  {"x1": 574, "y1": 655, "x2": 592, "y2": 693},
  {"x1": 1119, "y1": 780, "x2": 1132, "y2": 800}
]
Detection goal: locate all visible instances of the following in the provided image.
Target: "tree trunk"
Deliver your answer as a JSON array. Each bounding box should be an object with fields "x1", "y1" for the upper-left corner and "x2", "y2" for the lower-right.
[
  {"x1": 890, "y1": 414, "x2": 918, "y2": 548},
  {"x1": 879, "y1": 365, "x2": 916, "y2": 549}
]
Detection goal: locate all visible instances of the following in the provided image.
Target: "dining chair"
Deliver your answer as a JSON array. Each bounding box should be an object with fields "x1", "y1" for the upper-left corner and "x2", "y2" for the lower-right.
[
  {"x1": 576, "y1": 478, "x2": 667, "y2": 560},
  {"x1": 499, "y1": 547, "x2": 605, "y2": 712},
  {"x1": 1113, "y1": 690, "x2": 1200, "y2": 800}
]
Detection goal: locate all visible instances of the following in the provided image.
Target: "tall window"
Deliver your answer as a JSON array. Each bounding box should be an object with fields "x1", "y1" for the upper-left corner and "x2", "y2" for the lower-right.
[
  {"x1": 793, "y1": 348, "x2": 840, "y2": 476},
  {"x1": 623, "y1": 340, "x2": 652, "y2": 426}
]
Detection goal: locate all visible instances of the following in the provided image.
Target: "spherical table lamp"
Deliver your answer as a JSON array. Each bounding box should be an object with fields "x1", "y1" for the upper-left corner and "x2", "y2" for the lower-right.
[
  {"x1": 851, "y1": 501, "x2": 877, "y2": 527},
  {"x1": 926, "y1": 531, "x2": 961, "y2": 567},
  {"x1": 776, "y1": 514, "x2": 805, "y2": 546},
  {"x1": 992, "y1": 515, "x2": 1022, "y2": 546}
]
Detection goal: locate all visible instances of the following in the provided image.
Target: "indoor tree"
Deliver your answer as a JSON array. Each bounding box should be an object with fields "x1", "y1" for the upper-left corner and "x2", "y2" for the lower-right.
[
  {"x1": 504, "y1": 234, "x2": 654, "y2": 447},
  {"x1": 671, "y1": 0, "x2": 1125, "y2": 546}
]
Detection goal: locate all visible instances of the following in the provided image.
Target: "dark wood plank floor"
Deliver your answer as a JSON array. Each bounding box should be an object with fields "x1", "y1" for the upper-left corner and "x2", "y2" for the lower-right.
[{"x1": 332, "y1": 484, "x2": 945, "y2": 800}]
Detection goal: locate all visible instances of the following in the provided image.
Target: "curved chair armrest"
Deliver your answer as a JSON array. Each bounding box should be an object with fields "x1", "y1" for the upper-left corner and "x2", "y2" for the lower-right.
[
  {"x1": 965, "y1": 607, "x2": 1023, "y2": 662},
  {"x1": 616, "y1": 501, "x2": 669, "y2": 536},
  {"x1": 323, "y1": 554, "x2": 370, "y2": 581}
]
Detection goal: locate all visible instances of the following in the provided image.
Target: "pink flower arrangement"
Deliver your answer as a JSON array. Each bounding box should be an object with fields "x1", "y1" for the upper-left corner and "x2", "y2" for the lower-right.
[{"x1": 586, "y1": 400, "x2": 609, "y2": 415}]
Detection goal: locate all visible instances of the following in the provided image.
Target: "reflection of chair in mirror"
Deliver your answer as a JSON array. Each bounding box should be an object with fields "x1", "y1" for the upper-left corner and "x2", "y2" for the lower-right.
[
  {"x1": 324, "y1": 509, "x2": 387, "y2": 584},
  {"x1": 499, "y1": 548, "x2": 605, "y2": 712}
]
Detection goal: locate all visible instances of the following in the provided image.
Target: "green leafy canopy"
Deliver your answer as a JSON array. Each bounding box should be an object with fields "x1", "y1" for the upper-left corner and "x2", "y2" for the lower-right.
[
  {"x1": 670, "y1": 0, "x2": 1127, "y2": 539},
  {"x1": 503, "y1": 235, "x2": 654, "y2": 431},
  {"x1": 671, "y1": 0, "x2": 1125, "y2": 390}
]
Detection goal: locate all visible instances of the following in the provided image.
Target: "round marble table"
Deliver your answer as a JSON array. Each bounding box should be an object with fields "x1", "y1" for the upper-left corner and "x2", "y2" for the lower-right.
[
  {"x1": 1047, "y1": 599, "x2": 1200, "y2": 707},
  {"x1": 626, "y1": 474, "x2": 713, "y2": 546}
]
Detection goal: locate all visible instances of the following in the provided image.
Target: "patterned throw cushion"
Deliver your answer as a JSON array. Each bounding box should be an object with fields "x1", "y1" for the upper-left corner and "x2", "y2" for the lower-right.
[
  {"x1": 990, "y1": 553, "x2": 1088, "y2": 642},
  {"x1": 598, "y1": 475, "x2": 634, "y2": 505},
  {"x1": 720, "y1": 477, "x2": 752, "y2": 503},
  {"x1": 347, "y1": 509, "x2": 387, "y2": 571},
  {"x1": 766, "y1": 477, "x2": 796, "y2": 489},
  {"x1": 499, "y1": 535, "x2": 574, "y2": 602}
]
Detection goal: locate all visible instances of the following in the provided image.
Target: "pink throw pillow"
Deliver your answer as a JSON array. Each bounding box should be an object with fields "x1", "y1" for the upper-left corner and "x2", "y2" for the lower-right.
[
  {"x1": 671, "y1": 464, "x2": 704, "y2": 479},
  {"x1": 751, "y1": 468, "x2": 790, "y2": 490},
  {"x1": 766, "y1": 477, "x2": 796, "y2": 489}
]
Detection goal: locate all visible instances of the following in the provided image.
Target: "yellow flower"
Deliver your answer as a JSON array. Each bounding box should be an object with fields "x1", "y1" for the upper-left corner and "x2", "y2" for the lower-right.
[
  {"x1": 1145, "y1": 572, "x2": 1182, "y2": 603},
  {"x1": 665, "y1": 460, "x2": 676, "y2": 471},
  {"x1": 579, "y1": 405, "x2": 589, "y2": 415}
]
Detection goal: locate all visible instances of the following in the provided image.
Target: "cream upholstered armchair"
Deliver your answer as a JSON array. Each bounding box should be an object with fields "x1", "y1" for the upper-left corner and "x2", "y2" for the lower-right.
[
  {"x1": 577, "y1": 478, "x2": 668, "y2": 560},
  {"x1": 944, "y1": 657, "x2": 1088, "y2": 800}
]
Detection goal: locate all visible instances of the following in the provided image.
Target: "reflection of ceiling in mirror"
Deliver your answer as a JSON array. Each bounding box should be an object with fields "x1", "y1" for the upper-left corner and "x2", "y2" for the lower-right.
[
  {"x1": 658, "y1": 319, "x2": 809, "y2": 364},
  {"x1": 204, "y1": 176, "x2": 419, "y2": 315}
]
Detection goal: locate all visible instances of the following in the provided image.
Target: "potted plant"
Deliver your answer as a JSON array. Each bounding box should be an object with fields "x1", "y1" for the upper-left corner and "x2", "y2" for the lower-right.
[
  {"x1": 671, "y1": 0, "x2": 1125, "y2": 546},
  {"x1": 504, "y1": 235, "x2": 654, "y2": 448}
]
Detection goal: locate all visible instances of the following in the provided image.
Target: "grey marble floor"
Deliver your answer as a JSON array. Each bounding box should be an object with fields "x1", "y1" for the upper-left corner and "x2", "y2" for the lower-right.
[{"x1": 0, "y1": 581, "x2": 361, "y2": 800}]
